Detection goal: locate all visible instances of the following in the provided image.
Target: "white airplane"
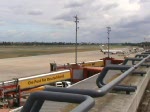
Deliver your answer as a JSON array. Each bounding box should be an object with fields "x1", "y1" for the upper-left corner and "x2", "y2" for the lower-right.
[{"x1": 99, "y1": 45, "x2": 125, "y2": 54}]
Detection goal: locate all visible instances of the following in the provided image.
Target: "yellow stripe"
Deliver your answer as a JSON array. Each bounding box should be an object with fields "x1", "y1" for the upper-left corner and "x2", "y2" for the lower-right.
[{"x1": 82, "y1": 61, "x2": 104, "y2": 67}]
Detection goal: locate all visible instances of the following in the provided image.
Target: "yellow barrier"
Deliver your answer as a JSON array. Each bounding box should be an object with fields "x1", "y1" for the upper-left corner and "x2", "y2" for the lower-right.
[
  {"x1": 82, "y1": 60, "x2": 104, "y2": 67},
  {"x1": 19, "y1": 70, "x2": 71, "y2": 89}
]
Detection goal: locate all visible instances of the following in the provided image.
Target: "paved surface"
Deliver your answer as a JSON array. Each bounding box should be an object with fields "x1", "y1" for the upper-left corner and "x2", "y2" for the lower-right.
[{"x1": 0, "y1": 50, "x2": 128, "y2": 81}]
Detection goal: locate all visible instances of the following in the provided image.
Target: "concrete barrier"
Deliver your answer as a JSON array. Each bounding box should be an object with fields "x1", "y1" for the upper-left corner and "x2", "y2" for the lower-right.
[{"x1": 127, "y1": 68, "x2": 150, "y2": 112}]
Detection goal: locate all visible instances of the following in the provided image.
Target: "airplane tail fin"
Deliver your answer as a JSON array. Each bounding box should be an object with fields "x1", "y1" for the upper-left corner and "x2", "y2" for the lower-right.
[
  {"x1": 100, "y1": 49, "x2": 103, "y2": 52},
  {"x1": 99, "y1": 45, "x2": 104, "y2": 52}
]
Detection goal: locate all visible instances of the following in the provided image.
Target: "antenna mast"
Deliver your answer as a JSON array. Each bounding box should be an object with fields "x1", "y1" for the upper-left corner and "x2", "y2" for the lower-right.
[{"x1": 74, "y1": 15, "x2": 79, "y2": 64}]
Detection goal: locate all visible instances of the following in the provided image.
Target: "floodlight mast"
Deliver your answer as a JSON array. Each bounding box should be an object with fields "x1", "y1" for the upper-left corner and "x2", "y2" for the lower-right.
[
  {"x1": 106, "y1": 27, "x2": 111, "y2": 58},
  {"x1": 74, "y1": 15, "x2": 79, "y2": 64}
]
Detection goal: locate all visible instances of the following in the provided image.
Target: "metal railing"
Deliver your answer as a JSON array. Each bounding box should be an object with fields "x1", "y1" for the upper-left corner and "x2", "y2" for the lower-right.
[
  {"x1": 96, "y1": 64, "x2": 137, "y2": 93},
  {"x1": 135, "y1": 54, "x2": 149, "y2": 58},
  {"x1": 21, "y1": 91, "x2": 94, "y2": 112},
  {"x1": 19, "y1": 52, "x2": 150, "y2": 112}
]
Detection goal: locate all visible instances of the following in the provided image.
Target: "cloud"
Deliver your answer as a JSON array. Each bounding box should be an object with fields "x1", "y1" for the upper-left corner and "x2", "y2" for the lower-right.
[
  {"x1": 52, "y1": 0, "x2": 150, "y2": 43},
  {"x1": 102, "y1": 3, "x2": 118, "y2": 11},
  {"x1": 119, "y1": 16, "x2": 150, "y2": 28},
  {"x1": 54, "y1": 0, "x2": 95, "y2": 22},
  {"x1": 65, "y1": 1, "x2": 83, "y2": 8},
  {"x1": 139, "y1": 0, "x2": 150, "y2": 3},
  {"x1": 28, "y1": 9, "x2": 43, "y2": 15},
  {"x1": 54, "y1": 12, "x2": 75, "y2": 21},
  {"x1": 0, "y1": 21, "x2": 7, "y2": 25},
  {"x1": 0, "y1": 0, "x2": 149, "y2": 43}
]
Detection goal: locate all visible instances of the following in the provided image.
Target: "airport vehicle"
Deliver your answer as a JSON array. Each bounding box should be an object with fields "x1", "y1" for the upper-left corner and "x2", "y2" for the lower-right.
[
  {"x1": 55, "y1": 82, "x2": 64, "y2": 87},
  {"x1": 55, "y1": 81, "x2": 71, "y2": 88}
]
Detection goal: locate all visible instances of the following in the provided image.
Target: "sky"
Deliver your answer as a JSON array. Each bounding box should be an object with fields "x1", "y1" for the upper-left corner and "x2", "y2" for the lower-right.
[{"x1": 0, "y1": 0, "x2": 150, "y2": 43}]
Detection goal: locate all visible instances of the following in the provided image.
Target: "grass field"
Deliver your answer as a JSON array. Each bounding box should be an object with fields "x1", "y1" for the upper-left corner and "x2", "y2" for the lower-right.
[
  {"x1": 0, "y1": 44, "x2": 130, "y2": 59},
  {"x1": 0, "y1": 45, "x2": 100, "y2": 59}
]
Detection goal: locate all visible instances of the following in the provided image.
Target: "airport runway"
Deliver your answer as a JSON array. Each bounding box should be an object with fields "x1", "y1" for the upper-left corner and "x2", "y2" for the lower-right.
[{"x1": 0, "y1": 50, "x2": 131, "y2": 81}]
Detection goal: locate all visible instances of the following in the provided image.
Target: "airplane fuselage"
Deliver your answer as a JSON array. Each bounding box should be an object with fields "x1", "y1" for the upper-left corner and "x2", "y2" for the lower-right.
[{"x1": 101, "y1": 50, "x2": 124, "y2": 54}]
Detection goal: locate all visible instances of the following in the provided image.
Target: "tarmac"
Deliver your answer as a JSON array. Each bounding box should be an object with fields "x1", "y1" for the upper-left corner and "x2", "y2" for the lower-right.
[{"x1": 0, "y1": 50, "x2": 127, "y2": 81}]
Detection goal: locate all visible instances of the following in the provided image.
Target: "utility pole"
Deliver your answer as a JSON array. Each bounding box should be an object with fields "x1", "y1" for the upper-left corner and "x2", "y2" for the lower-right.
[
  {"x1": 144, "y1": 38, "x2": 146, "y2": 49},
  {"x1": 106, "y1": 27, "x2": 111, "y2": 58},
  {"x1": 74, "y1": 15, "x2": 79, "y2": 64}
]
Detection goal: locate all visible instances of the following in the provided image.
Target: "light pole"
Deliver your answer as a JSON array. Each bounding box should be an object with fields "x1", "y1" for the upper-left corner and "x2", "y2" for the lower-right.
[
  {"x1": 106, "y1": 27, "x2": 111, "y2": 58},
  {"x1": 74, "y1": 15, "x2": 79, "y2": 64}
]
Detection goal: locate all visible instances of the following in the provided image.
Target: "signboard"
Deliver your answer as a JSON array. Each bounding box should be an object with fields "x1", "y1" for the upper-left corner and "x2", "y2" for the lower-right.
[{"x1": 19, "y1": 70, "x2": 71, "y2": 89}]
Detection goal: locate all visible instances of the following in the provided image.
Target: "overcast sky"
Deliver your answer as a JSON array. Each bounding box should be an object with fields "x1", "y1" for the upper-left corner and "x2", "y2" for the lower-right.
[{"x1": 0, "y1": 0, "x2": 150, "y2": 43}]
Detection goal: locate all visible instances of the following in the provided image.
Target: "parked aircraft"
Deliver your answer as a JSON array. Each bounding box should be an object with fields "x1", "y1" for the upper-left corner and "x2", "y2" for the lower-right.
[{"x1": 99, "y1": 45, "x2": 125, "y2": 54}]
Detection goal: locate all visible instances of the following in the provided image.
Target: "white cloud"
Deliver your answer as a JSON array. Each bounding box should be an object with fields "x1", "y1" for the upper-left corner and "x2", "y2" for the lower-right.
[
  {"x1": 0, "y1": 0, "x2": 149, "y2": 43},
  {"x1": 28, "y1": 9, "x2": 43, "y2": 15}
]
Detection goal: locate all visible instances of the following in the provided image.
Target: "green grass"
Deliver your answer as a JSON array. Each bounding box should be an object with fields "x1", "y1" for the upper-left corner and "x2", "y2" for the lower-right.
[{"x1": 0, "y1": 45, "x2": 99, "y2": 59}]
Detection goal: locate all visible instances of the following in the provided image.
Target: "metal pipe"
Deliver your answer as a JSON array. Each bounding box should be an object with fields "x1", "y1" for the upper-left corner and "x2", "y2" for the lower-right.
[
  {"x1": 135, "y1": 54, "x2": 149, "y2": 58},
  {"x1": 122, "y1": 58, "x2": 142, "y2": 65},
  {"x1": 96, "y1": 64, "x2": 137, "y2": 92},
  {"x1": 141, "y1": 52, "x2": 150, "y2": 54},
  {"x1": 21, "y1": 91, "x2": 95, "y2": 112},
  {"x1": 44, "y1": 55, "x2": 150, "y2": 96}
]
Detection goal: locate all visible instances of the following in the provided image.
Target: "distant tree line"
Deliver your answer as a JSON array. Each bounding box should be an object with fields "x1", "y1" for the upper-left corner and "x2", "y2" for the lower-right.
[
  {"x1": 0, "y1": 42, "x2": 100, "y2": 46},
  {"x1": 0, "y1": 42, "x2": 149, "y2": 46},
  {"x1": 122, "y1": 42, "x2": 150, "y2": 47}
]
